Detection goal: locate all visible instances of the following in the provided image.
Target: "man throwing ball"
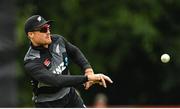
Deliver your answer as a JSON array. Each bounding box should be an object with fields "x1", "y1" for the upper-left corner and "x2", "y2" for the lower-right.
[{"x1": 23, "y1": 15, "x2": 113, "y2": 108}]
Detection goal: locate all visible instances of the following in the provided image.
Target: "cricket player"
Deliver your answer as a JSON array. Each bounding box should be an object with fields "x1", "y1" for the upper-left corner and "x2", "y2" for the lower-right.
[{"x1": 23, "y1": 15, "x2": 113, "y2": 107}]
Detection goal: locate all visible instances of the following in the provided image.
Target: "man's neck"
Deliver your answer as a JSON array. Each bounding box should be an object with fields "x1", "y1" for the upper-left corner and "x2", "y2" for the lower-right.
[
  {"x1": 43, "y1": 45, "x2": 48, "y2": 48},
  {"x1": 31, "y1": 41, "x2": 48, "y2": 48}
]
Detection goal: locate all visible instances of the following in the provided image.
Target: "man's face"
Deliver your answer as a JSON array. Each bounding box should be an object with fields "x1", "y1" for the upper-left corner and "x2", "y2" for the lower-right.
[{"x1": 29, "y1": 24, "x2": 52, "y2": 46}]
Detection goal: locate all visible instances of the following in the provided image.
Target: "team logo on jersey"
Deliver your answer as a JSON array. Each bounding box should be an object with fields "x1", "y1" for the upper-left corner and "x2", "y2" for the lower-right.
[
  {"x1": 37, "y1": 16, "x2": 41, "y2": 22},
  {"x1": 44, "y1": 58, "x2": 51, "y2": 67},
  {"x1": 52, "y1": 62, "x2": 66, "y2": 74},
  {"x1": 56, "y1": 44, "x2": 60, "y2": 55}
]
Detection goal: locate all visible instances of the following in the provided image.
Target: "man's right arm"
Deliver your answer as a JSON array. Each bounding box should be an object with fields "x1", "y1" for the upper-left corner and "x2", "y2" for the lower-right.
[{"x1": 24, "y1": 61, "x2": 89, "y2": 87}]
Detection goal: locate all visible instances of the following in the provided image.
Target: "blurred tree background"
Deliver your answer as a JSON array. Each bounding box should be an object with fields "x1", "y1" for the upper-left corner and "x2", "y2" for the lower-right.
[{"x1": 16, "y1": 0, "x2": 180, "y2": 107}]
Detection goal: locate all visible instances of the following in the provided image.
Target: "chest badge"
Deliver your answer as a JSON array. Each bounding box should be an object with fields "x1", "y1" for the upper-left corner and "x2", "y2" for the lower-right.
[{"x1": 44, "y1": 58, "x2": 51, "y2": 67}]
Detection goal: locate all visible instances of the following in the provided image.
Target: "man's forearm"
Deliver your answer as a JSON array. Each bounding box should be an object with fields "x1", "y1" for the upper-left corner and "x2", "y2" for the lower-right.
[{"x1": 25, "y1": 62, "x2": 88, "y2": 87}]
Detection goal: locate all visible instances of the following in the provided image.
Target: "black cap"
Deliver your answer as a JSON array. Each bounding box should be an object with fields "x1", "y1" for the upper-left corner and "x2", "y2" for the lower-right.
[{"x1": 24, "y1": 15, "x2": 53, "y2": 34}]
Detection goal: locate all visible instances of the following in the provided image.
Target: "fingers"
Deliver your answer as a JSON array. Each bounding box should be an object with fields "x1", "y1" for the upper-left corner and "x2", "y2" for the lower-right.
[
  {"x1": 101, "y1": 74, "x2": 113, "y2": 83},
  {"x1": 100, "y1": 75, "x2": 107, "y2": 88},
  {"x1": 95, "y1": 74, "x2": 113, "y2": 88},
  {"x1": 84, "y1": 82, "x2": 90, "y2": 90},
  {"x1": 84, "y1": 81, "x2": 94, "y2": 90}
]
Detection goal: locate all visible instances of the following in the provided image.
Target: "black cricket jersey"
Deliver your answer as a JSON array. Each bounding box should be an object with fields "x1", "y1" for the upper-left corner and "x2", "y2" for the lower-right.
[{"x1": 24, "y1": 34, "x2": 91, "y2": 103}]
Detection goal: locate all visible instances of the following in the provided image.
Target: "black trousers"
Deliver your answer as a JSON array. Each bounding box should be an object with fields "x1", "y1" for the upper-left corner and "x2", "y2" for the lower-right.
[{"x1": 35, "y1": 88, "x2": 86, "y2": 108}]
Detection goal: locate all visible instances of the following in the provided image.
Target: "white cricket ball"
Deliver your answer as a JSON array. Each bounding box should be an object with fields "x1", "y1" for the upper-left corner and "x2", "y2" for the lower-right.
[{"x1": 161, "y1": 54, "x2": 170, "y2": 63}]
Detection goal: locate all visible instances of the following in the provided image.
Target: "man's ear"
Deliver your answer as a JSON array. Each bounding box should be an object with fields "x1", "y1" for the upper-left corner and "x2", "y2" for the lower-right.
[{"x1": 28, "y1": 32, "x2": 34, "y2": 39}]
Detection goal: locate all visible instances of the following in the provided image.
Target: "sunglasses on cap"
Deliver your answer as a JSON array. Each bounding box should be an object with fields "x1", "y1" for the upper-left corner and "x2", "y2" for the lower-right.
[{"x1": 32, "y1": 24, "x2": 51, "y2": 33}]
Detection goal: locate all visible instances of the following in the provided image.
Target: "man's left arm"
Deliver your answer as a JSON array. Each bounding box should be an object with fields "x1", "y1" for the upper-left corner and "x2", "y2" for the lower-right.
[
  {"x1": 63, "y1": 37, "x2": 114, "y2": 89},
  {"x1": 63, "y1": 38, "x2": 95, "y2": 89},
  {"x1": 64, "y1": 38, "x2": 92, "y2": 72}
]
